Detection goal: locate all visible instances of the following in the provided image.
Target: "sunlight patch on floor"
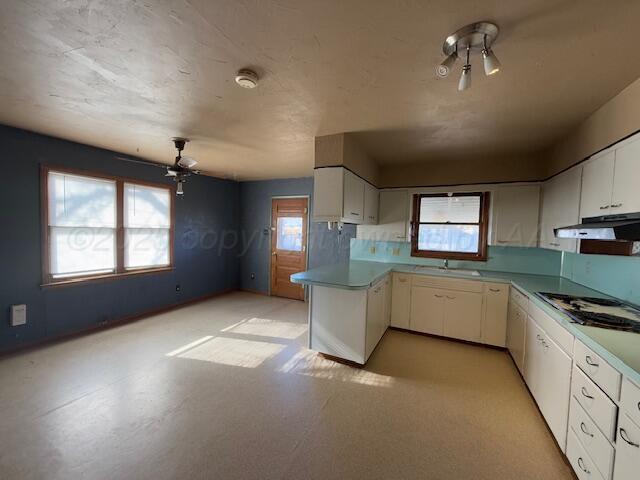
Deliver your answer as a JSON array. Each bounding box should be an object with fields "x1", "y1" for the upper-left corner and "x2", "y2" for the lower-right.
[
  {"x1": 168, "y1": 337, "x2": 286, "y2": 368},
  {"x1": 278, "y1": 349, "x2": 395, "y2": 388},
  {"x1": 166, "y1": 336, "x2": 214, "y2": 357},
  {"x1": 221, "y1": 317, "x2": 308, "y2": 340}
]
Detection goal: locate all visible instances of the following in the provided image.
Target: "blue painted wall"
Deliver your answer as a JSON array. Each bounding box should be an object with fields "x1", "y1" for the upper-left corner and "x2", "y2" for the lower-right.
[
  {"x1": 239, "y1": 178, "x2": 355, "y2": 293},
  {"x1": 0, "y1": 126, "x2": 240, "y2": 353}
]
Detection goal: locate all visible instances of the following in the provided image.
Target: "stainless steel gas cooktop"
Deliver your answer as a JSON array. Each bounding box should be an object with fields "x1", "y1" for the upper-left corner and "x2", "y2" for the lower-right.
[{"x1": 536, "y1": 292, "x2": 640, "y2": 333}]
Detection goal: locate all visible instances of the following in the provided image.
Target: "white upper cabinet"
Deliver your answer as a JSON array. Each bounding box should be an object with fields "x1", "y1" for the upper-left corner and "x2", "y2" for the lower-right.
[
  {"x1": 611, "y1": 137, "x2": 640, "y2": 214},
  {"x1": 363, "y1": 182, "x2": 379, "y2": 224},
  {"x1": 357, "y1": 189, "x2": 409, "y2": 241},
  {"x1": 492, "y1": 185, "x2": 540, "y2": 247},
  {"x1": 313, "y1": 167, "x2": 378, "y2": 225},
  {"x1": 580, "y1": 151, "x2": 615, "y2": 219},
  {"x1": 539, "y1": 166, "x2": 582, "y2": 252},
  {"x1": 343, "y1": 169, "x2": 365, "y2": 223},
  {"x1": 581, "y1": 136, "x2": 640, "y2": 219}
]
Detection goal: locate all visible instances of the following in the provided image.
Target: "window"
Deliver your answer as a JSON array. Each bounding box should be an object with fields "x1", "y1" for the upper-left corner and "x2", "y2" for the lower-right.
[
  {"x1": 42, "y1": 167, "x2": 174, "y2": 284},
  {"x1": 411, "y1": 192, "x2": 490, "y2": 261}
]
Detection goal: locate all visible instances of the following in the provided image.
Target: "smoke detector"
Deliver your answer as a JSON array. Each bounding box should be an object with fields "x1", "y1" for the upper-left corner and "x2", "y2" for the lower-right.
[{"x1": 235, "y1": 69, "x2": 259, "y2": 89}]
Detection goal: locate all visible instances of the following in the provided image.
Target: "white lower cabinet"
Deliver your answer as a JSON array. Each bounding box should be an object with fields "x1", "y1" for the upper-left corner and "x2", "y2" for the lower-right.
[
  {"x1": 569, "y1": 397, "x2": 615, "y2": 479},
  {"x1": 614, "y1": 414, "x2": 640, "y2": 480},
  {"x1": 506, "y1": 299, "x2": 526, "y2": 374},
  {"x1": 524, "y1": 315, "x2": 573, "y2": 451},
  {"x1": 365, "y1": 276, "x2": 390, "y2": 359},
  {"x1": 390, "y1": 273, "x2": 411, "y2": 329},
  {"x1": 567, "y1": 429, "x2": 607, "y2": 480},
  {"x1": 410, "y1": 286, "x2": 446, "y2": 335},
  {"x1": 482, "y1": 283, "x2": 508, "y2": 347},
  {"x1": 442, "y1": 290, "x2": 483, "y2": 342}
]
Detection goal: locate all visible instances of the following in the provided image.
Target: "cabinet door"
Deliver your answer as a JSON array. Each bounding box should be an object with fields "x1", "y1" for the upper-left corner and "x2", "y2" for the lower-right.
[
  {"x1": 357, "y1": 190, "x2": 408, "y2": 241},
  {"x1": 506, "y1": 302, "x2": 526, "y2": 374},
  {"x1": 342, "y1": 170, "x2": 365, "y2": 223},
  {"x1": 614, "y1": 414, "x2": 640, "y2": 480},
  {"x1": 524, "y1": 316, "x2": 544, "y2": 400},
  {"x1": 443, "y1": 290, "x2": 483, "y2": 342},
  {"x1": 363, "y1": 183, "x2": 379, "y2": 225},
  {"x1": 365, "y1": 282, "x2": 384, "y2": 359},
  {"x1": 540, "y1": 167, "x2": 581, "y2": 252},
  {"x1": 580, "y1": 152, "x2": 615, "y2": 219},
  {"x1": 482, "y1": 284, "x2": 508, "y2": 347},
  {"x1": 313, "y1": 167, "x2": 344, "y2": 221},
  {"x1": 538, "y1": 332, "x2": 572, "y2": 451},
  {"x1": 410, "y1": 286, "x2": 445, "y2": 335},
  {"x1": 391, "y1": 274, "x2": 411, "y2": 328},
  {"x1": 383, "y1": 275, "x2": 392, "y2": 327},
  {"x1": 493, "y1": 185, "x2": 540, "y2": 247},
  {"x1": 611, "y1": 138, "x2": 640, "y2": 214}
]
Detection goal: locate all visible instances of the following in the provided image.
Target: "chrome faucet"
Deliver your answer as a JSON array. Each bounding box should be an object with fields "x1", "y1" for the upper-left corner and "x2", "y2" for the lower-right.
[{"x1": 443, "y1": 259, "x2": 449, "y2": 270}]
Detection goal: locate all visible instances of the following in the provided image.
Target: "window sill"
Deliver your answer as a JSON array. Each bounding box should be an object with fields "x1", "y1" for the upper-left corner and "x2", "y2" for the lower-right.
[
  {"x1": 410, "y1": 250, "x2": 487, "y2": 262},
  {"x1": 41, "y1": 266, "x2": 174, "y2": 288}
]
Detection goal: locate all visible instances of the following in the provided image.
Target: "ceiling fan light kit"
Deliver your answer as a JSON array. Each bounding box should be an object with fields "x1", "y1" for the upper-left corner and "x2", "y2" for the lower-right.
[{"x1": 437, "y1": 21, "x2": 501, "y2": 90}]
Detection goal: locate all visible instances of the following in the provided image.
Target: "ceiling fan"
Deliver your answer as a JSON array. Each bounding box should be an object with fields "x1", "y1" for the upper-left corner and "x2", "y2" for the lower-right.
[
  {"x1": 115, "y1": 137, "x2": 200, "y2": 196},
  {"x1": 166, "y1": 137, "x2": 200, "y2": 195}
]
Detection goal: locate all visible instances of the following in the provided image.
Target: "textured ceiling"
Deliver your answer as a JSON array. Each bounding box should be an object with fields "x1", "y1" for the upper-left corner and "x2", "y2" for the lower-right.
[{"x1": 0, "y1": 0, "x2": 639, "y2": 180}]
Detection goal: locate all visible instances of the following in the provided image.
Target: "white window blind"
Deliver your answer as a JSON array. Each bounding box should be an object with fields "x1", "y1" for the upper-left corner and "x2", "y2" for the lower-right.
[
  {"x1": 124, "y1": 183, "x2": 171, "y2": 269},
  {"x1": 48, "y1": 172, "x2": 117, "y2": 277}
]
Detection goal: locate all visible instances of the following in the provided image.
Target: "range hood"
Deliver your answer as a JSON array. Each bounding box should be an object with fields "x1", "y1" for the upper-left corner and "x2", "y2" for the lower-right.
[{"x1": 555, "y1": 212, "x2": 640, "y2": 241}]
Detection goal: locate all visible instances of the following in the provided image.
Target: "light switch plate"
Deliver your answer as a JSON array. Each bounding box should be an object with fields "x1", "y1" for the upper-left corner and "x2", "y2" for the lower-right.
[
  {"x1": 11, "y1": 304, "x2": 26, "y2": 326},
  {"x1": 369, "y1": 246, "x2": 376, "y2": 254},
  {"x1": 392, "y1": 247, "x2": 401, "y2": 256}
]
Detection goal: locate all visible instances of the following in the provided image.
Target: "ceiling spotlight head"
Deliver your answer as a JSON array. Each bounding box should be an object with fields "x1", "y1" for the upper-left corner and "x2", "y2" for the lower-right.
[
  {"x1": 436, "y1": 52, "x2": 458, "y2": 78},
  {"x1": 458, "y1": 64, "x2": 471, "y2": 91},
  {"x1": 235, "y1": 69, "x2": 259, "y2": 89},
  {"x1": 482, "y1": 48, "x2": 501, "y2": 76}
]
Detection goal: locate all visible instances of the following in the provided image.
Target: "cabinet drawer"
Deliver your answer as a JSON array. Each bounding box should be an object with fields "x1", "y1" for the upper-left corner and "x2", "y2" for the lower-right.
[
  {"x1": 528, "y1": 301, "x2": 574, "y2": 354},
  {"x1": 614, "y1": 414, "x2": 640, "y2": 480},
  {"x1": 411, "y1": 275, "x2": 483, "y2": 293},
  {"x1": 574, "y1": 340, "x2": 621, "y2": 401},
  {"x1": 567, "y1": 429, "x2": 607, "y2": 480},
  {"x1": 572, "y1": 365, "x2": 618, "y2": 441},
  {"x1": 509, "y1": 287, "x2": 529, "y2": 311},
  {"x1": 621, "y1": 378, "x2": 640, "y2": 428},
  {"x1": 569, "y1": 397, "x2": 615, "y2": 479}
]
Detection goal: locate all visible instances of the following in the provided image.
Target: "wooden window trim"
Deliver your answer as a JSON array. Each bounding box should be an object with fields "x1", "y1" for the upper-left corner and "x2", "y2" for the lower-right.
[
  {"x1": 410, "y1": 192, "x2": 490, "y2": 261},
  {"x1": 41, "y1": 165, "x2": 175, "y2": 286}
]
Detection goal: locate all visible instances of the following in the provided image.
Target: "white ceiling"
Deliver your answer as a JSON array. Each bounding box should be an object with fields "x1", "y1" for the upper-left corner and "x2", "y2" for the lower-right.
[{"x1": 0, "y1": 0, "x2": 639, "y2": 180}]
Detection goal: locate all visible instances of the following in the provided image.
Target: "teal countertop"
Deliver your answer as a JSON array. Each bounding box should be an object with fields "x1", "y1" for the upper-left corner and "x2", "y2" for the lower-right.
[{"x1": 291, "y1": 261, "x2": 640, "y2": 387}]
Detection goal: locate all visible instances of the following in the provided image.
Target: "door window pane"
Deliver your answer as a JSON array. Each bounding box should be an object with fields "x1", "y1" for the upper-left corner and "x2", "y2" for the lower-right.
[
  {"x1": 418, "y1": 225, "x2": 480, "y2": 253},
  {"x1": 277, "y1": 217, "x2": 303, "y2": 251},
  {"x1": 419, "y1": 195, "x2": 480, "y2": 223}
]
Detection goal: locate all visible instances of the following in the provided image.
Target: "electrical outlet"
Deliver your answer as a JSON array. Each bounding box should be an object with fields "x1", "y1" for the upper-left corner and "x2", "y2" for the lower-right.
[
  {"x1": 369, "y1": 246, "x2": 376, "y2": 254},
  {"x1": 392, "y1": 247, "x2": 401, "y2": 256}
]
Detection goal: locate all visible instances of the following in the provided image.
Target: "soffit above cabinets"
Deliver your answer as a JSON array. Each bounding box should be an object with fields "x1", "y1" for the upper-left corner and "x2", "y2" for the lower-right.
[{"x1": 1, "y1": 1, "x2": 639, "y2": 180}]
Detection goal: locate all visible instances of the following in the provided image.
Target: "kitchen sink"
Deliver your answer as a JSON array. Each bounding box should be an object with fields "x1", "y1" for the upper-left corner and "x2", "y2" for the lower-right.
[{"x1": 413, "y1": 266, "x2": 481, "y2": 276}]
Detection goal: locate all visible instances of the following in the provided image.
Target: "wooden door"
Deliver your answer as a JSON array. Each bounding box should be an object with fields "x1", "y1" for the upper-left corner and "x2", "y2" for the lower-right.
[{"x1": 270, "y1": 197, "x2": 308, "y2": 300}]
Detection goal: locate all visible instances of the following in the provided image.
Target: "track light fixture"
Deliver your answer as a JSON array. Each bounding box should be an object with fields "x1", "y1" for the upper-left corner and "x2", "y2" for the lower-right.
[{"x1": 438, "y1": 21, "x2": 501, "y2": 91}]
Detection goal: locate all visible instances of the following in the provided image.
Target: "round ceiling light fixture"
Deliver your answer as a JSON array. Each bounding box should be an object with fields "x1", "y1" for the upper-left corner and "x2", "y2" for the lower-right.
[
  {"x1": 235, "y1": 68, "x2": 259, "y2": 89},
  {"x1": 436, "y1": 21, "x2": 501, "y2": 90}
]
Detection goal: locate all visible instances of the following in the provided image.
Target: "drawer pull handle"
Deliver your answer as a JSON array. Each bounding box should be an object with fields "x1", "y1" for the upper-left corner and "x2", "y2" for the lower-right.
[
  {"x1": 580, "y1": 422, "x2": 594, "y2": 438},
  {"x1": 611, "y1": 203, "x2": 623, "y2": 208},
  {"x1": 585, "y1": 355, "x2": 599, "y2": 367},
  {"x1": 581, "y1": 387, "x2": 594, "y2": 400},
  {"x1": 435, "y1": 294, "x2": 444, "y2": 298},
  {"x1": 577, "y1": 457, "x2": 590, "y2": 474},
  {"x1": 446, "y1": 296, "x2": 455, "y2": 300},
  {"x1": 489, "y1": 288, "x2": 501, "y2": 292},
  {"x1": 620, "y1": 428, "x2": 640, "y2": 448},
  {"x1": 399, "y1": 278, "x2": 407, "y2": 283}
]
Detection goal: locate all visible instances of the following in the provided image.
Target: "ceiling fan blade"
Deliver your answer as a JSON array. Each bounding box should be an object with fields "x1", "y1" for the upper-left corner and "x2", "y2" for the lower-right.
[{"x1": 178, "y1": 156, "x2": 198, "y2": 168}]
